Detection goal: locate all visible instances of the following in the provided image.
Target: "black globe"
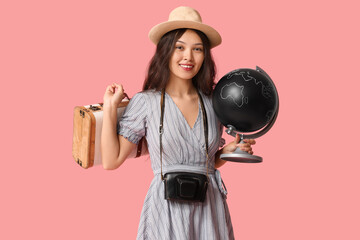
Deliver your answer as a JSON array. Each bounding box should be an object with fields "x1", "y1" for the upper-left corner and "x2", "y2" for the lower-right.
[{"x1": 213, "y1": 67, "x2": 279, "y2": 133}]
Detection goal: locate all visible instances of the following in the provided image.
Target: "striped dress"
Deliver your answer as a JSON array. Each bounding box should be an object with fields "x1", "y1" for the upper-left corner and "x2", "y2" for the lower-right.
[{"x1": 118, "y1": 89, "x2": 234, "y2": 240}]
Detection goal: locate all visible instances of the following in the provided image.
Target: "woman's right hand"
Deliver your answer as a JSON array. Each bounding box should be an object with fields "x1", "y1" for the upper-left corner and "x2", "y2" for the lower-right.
[{"x1": 103, "y1": 83, "x2": 126, "y2": 107}]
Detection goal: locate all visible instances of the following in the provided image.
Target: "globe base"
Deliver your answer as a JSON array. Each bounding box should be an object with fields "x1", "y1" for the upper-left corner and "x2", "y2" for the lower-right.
[{"x1": 220, "y1": 148, "x2": 262, "y2": 163}]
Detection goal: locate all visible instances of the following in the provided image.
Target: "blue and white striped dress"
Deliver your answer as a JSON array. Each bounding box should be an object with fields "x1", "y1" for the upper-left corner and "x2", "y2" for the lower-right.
[{"x1": 118, "y1": 89, "x2": 234, "y2": 240}]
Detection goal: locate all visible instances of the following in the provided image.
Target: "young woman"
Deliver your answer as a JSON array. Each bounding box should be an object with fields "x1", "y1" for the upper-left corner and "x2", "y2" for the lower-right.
[{"x1": 101, "y1": 6, "x2": 255, "y2": 240}]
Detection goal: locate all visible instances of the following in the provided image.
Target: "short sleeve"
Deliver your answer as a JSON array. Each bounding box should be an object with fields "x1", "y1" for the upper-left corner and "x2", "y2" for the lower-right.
[{"x1": 117, "y1": 93, "x2": 147, "y2": 144}]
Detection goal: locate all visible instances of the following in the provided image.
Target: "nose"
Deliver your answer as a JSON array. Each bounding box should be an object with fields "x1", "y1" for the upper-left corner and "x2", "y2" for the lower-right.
[{"x1": 183, "y1": 48, "x2": 193, "y2": 61}]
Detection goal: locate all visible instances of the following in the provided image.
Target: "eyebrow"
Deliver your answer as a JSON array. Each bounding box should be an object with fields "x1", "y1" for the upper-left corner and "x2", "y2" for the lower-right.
[{"x1": 176, "y1": 40, "x2": 203, "y2": 46}]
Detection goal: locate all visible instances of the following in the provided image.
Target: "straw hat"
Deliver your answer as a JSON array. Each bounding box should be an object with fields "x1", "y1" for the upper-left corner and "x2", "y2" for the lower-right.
[{"x1": 148, "y1": 6, "x2": 222, "y2": 48}]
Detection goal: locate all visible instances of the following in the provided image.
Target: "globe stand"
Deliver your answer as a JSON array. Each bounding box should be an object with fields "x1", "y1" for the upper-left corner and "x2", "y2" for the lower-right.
[
  {"x1": 220, "y1": 133, "x2": 263, "y2": 163},
  {"x1": 221, "y1": 147, "x2": 263, "y2": 163}
]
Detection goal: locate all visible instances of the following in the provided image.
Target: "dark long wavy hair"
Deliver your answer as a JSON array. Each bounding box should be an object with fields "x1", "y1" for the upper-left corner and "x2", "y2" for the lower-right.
[{"x1": 142, "y1": 28, "x2": 216, "y2": 96}]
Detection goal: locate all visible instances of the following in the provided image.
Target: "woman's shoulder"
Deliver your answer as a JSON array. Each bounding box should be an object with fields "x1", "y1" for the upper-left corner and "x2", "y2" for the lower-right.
[
  {"x1": 199, "y1": 90, "x2": 214, "y2": 106},
  {"x1": 130, "y1": 89, "x2": 161, "y2": 108}
]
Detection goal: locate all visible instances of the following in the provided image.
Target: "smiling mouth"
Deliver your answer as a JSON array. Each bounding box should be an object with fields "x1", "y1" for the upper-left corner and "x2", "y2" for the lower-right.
[{"x1": 180, "y1": 64, "x2": 194, "y2": 70}]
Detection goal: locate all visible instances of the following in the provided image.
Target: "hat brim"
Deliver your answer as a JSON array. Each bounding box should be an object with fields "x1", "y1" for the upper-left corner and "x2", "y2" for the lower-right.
[{"x1": 149, "y1": 20, "x2": 222, "y2": 48}]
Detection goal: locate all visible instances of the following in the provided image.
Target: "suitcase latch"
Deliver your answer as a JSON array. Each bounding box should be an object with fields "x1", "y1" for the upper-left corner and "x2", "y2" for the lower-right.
[{"x1": 77, "y1": 158, "x2": 82, "y2": 167}]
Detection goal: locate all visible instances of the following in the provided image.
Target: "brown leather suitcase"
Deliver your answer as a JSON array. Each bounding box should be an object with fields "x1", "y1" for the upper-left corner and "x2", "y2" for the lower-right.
[{"x1": 72, "y1": 100, "x2": 147, "y2": 169}]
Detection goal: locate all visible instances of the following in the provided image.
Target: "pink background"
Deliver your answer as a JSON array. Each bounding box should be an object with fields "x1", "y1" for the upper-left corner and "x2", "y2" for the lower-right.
[{"x1": 1, "y1": 0, "x2": 359, "y2": 239}]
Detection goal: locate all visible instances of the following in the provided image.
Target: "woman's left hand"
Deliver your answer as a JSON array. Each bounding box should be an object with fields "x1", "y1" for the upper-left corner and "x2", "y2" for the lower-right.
[{"x1": 221, "y1": 134, "x2": 256, "y2": 155}]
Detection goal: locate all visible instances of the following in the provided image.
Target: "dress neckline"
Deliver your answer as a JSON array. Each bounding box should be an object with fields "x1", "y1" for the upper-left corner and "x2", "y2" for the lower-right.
[{"x1": 164, "y1": 92, "x2": 200, "y2": 130}]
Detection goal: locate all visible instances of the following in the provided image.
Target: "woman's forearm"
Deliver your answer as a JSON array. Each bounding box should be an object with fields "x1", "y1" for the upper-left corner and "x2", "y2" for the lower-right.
[
  {"x1": 101, "y1": 103, "x2": 120, "y2": 169},
  {"x1": 214, "y1": 148, "x2": 227, "y2": 168}
]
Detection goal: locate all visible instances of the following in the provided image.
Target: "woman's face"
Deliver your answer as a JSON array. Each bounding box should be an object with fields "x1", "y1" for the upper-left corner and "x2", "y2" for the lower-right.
[{"x1": 169, "y1": 29, "x2": 205, "y2": 83}]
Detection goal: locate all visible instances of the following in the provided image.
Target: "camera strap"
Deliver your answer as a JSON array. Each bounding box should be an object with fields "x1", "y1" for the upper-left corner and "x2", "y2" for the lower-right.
[{"x1": 159, "y1": 88, "x2": 209, "y2": 180}]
